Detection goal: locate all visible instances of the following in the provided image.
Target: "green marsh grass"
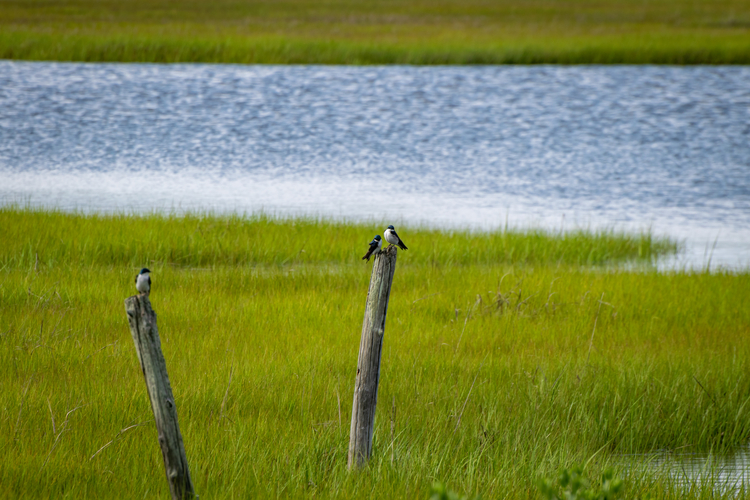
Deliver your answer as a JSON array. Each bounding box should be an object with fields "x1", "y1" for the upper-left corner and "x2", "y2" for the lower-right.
[
  {"x1": 1, "y1": 207, "x2": 749, "y2": 498},
  {"x1": 2, "y1": 0, "x2": 750, "y2": 64},
  {"x1": 2, "y1": 207, "x2": 676, "y2": 269}
]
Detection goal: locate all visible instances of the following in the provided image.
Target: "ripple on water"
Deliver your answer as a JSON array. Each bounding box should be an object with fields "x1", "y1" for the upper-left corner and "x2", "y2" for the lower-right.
[
  {"x1": 1, "y1": 62, "x2": 749, "y2": 269},
  {"x1": 624, "y1": 444, "x2": 750, "y2": 495}
]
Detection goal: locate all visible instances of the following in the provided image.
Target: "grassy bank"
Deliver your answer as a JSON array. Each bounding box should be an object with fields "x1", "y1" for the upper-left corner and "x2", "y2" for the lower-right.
[
  {"x1": 1, "y1": 208, "x2": 749, "y2": 498},
  {"x1": 2, "y1": 0, "x2": 750, "y2": 64}
]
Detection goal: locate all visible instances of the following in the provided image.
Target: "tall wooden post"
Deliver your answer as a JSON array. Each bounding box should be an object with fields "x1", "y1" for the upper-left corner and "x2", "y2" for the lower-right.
[
  {"x1": 348, "y1": 245, "x2": 398, "y2": 469},
  {"x1": 124, "y1": 294, "x2": 195, "y2": 500}
]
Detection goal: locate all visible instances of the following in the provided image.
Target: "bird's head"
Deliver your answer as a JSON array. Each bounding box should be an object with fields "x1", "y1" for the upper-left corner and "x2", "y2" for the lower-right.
[
  {"x1": 139, "y1": 268, "x2": 151, "y2": 275},
  {"x1": 374, "y1": 235, "x2": 382, "y2": 241},
  {"x1": 387, "y1": 225, "x2": 395, "y2": 230}
]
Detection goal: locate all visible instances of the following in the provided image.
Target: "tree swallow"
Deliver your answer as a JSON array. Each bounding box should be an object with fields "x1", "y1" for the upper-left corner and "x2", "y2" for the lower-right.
[
  {"x1": 362, "y1": 235, "x2": 382, "y2": 261},
  {"x1": 384, "y1": 225, "x2": 408, "y2": 250},
  {"x1": 135, "y1": 268, "x2": 151, "y2": 294}
]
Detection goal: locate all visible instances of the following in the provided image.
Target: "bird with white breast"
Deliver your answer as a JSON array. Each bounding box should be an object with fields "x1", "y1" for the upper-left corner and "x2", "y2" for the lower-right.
[
  {"x1": 135, "y1": 268, "x2": 151, "y2": 295},
  {"x1": 384, "y1": 225, "x2": 408, "y2": 250},
  {"x1": 362, "y1": 235, "x2": 382, "y2": 261}
]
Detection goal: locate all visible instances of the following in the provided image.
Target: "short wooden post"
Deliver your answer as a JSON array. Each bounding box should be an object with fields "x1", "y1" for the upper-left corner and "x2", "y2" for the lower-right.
[
  {"x1": 124, "y1": 294, "x2": 195, "y2": 500},
  {"x1": 348, "y1": 245, "x2": 398, "y2": 469}
]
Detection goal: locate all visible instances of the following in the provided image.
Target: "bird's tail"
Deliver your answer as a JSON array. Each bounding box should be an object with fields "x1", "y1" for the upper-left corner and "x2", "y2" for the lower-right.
[{"x1": 399, "y1": 243, "x2": 408, "y2": 250}]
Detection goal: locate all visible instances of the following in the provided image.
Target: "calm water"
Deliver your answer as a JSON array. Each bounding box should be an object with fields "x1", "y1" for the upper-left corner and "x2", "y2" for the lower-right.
[
  {"x1": 626, "y1": 445, "x2": 750, "y2": 496},
  {"x1": 1, "y1": 61, "x2": 749, "y2": 268}
]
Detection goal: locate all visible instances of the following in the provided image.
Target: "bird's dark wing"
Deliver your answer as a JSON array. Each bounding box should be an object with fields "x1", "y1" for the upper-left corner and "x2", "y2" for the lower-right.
[
  {"x1": 392, "y1": 231, "x2": 408, "y2": 250},
  {"x1": 361, "y1": 244, "x2": 374, "y2": 260},
  {"x1": 148, "y1": 276, "x2": 151, "y2": 286}
]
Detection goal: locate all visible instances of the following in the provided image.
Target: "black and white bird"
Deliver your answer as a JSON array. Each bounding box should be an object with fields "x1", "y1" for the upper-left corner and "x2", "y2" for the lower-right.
[
  {"x1": 384, "y1": 225, "x2": 408, "y2": 250},
  {"x1": 362, "y1": 235, "x2": 382, "y2": 261},
  {"x1": 135, "y1": 268, "x2": 151, "y2": 294}
]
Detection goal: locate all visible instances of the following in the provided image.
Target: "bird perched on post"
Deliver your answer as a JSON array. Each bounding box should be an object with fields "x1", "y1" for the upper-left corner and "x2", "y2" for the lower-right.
[
  {"x1": 362, "y1": 235, "x2": 382, "y2": 261},
  {"x1": 135, "y1": 268, "x2": 151, "y2": 294},
  {"x1": 384, "y1": 225, "x2": 408, "y2": 250}
]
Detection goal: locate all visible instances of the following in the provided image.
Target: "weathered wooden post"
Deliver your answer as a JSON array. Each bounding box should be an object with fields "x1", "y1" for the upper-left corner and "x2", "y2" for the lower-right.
[
  {"x1": 124, "y1": 294, "x2": 195, "y2": 499},
  {"x1": 348, "y1": 245, "x2": 398, "y2": 469}
]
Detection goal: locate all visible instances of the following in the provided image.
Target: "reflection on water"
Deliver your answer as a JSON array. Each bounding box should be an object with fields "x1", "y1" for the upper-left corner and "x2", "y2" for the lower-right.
[
  {"x1": 626, "y1": 445, "x2": 750, "y2": 495},
  {"x1": 1, "y1": 61, "x2": 749, "y2": 269}
]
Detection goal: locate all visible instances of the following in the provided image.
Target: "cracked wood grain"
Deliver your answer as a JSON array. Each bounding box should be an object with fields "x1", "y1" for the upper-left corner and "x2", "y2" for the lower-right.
[
  {"x1": 348, "y1": 245, "x2": 398, "y2": 469},
  {"x1": 125, "y1": 294, "x2": 195, "y2": 499}
]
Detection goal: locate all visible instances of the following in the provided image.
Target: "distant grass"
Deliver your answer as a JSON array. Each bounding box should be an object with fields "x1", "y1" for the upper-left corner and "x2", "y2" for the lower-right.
[
  {"x1": 2, "y1": 0, "x2": 750, "y2": 64},
  {"x1": 1, "y1": 207, "x2": 749, "y2": 499},
  {"x1": 1, "y1": 207, "x2": 677, "y2": 269}
]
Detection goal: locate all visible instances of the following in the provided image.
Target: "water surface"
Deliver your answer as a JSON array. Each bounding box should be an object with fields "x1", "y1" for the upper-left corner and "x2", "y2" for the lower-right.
[
  {"x1": 1, "y1": 61, "x2": 749, "y2": 268},
  {"x1": 626, "y1": 445, "x2": 750, "y2": 496}
]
